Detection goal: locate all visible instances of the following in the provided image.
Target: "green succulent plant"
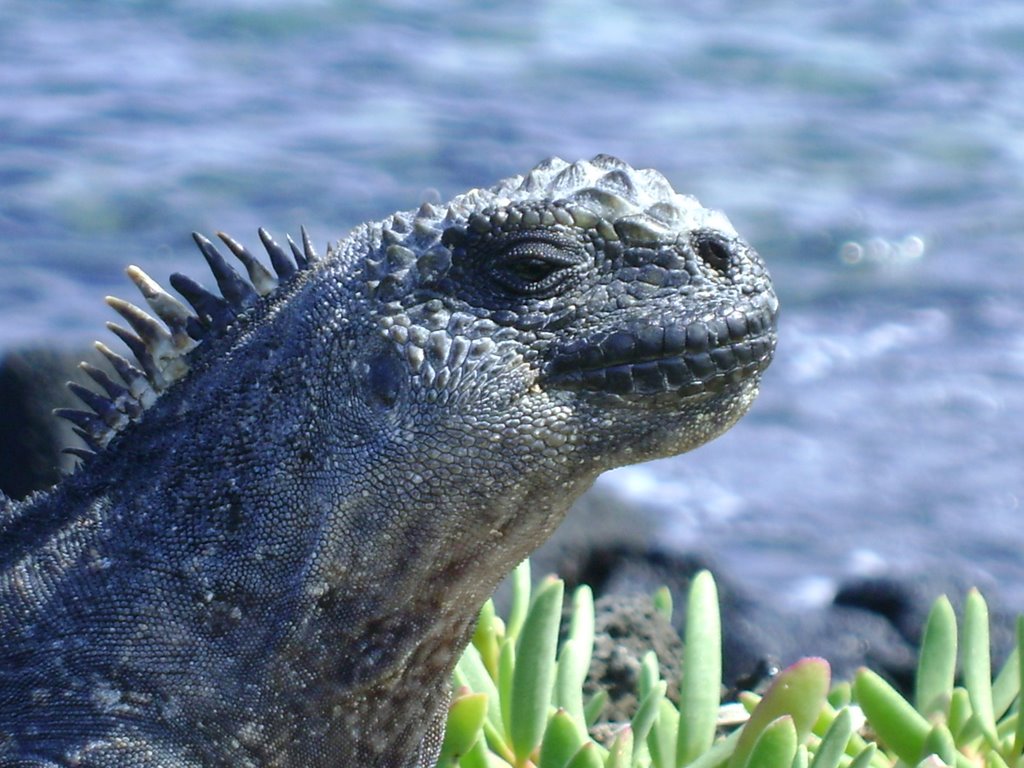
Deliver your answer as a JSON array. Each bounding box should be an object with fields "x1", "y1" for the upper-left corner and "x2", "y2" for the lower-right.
[{"x1": 435, "y1": 562, "x2": 1024, "y2": 768}]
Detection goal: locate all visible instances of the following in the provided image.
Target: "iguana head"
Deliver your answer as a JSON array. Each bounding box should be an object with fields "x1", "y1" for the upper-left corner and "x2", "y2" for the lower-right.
[{"x1": 353, "y1": 154, "x2": 777, "y2": 481}]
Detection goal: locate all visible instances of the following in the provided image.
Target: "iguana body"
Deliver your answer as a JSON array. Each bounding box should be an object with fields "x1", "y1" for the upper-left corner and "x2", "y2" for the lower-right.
[{"x1": 0, "y1": 156, "x2": 777, "y2": 767}]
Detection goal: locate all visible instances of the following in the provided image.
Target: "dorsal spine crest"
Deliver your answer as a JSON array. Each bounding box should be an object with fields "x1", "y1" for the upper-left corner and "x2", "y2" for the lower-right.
[{"x1": 58, "y1": 229, "x2": 314, "y2": 458}]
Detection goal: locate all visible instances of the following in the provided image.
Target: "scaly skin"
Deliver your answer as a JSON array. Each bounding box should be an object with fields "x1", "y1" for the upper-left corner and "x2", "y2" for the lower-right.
[{"x1": 0, "y1": 155, "x2": 777, "y2": 767}]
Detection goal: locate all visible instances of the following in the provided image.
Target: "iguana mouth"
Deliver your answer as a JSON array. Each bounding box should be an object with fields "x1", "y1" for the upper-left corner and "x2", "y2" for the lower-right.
[{"x1": 544, "y1": 305, "x2": 776, "y2": 397}]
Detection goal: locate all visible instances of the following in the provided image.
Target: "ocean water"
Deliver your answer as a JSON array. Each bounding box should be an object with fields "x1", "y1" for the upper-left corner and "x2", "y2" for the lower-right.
[{"x1": 2, "y1": 1, "x2": 1024, "y2": 606}]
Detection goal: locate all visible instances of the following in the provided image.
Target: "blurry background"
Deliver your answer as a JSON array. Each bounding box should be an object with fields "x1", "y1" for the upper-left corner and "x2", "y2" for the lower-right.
[{"x1": 2, "y1": 0, "x2": 1023, "y2": 608}]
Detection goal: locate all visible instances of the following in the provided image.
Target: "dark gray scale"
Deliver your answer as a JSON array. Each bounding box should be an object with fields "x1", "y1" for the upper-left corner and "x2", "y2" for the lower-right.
[
  {"x1": 95, "y1": 341, "x2": 148, "y2": 396},
  {"x1": 62, "y1": 446, "x2": 95, "y2": 461},
  {"x1": 259, "y1": 227, "x2": 296, "y2": 279},
  {"x1": 65, "y1": 382, "x2": 122, "y2": 429},
  {"x1": 105, "y1": 322, "x2": 164, "y2": 388},
  {"x1": 216, "y1": 232, "x2": 278, "y2": 296},
  {"x1": 106, "y1": 297, "x2": 175, "y2": 356},
  {"x1": 169, "y1": 272, "x2": 235, "y2": 337},
  {"x1": 51, "y1": 408, "x2": 106, "y2": 450},
  {"x1": 192, "y1": 233, "x2": 259, "y2": 310},
  {"x1": 126, "y1": 266, "x2": 195, "y2": 349},
  {"x1": 79, "y1": 362, "x2": 139, "y2": 417},
  {"x1": 388, "y1": 214, "x2": 410, "y2": 234},
  {"x1": 287, "y1": 226, "x2": 319, "y2": 270}
]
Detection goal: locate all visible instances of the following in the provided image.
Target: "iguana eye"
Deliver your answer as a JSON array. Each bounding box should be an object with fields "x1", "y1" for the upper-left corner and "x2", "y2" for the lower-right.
[
  {"x1": 508, "y1": 257, "x2": 556, "y2": 281},
  {"x1": 489, "y1": 238, "x2": 583, "y2": 296}
]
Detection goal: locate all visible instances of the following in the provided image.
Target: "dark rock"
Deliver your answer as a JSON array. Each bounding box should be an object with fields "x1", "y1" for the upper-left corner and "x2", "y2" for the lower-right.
[
  {"x1": 585, "y1": 593, "x2": 683, "y2": 724},
  {"x1": 827, "y1": 575, "x2": 1017, "y2": 689}
]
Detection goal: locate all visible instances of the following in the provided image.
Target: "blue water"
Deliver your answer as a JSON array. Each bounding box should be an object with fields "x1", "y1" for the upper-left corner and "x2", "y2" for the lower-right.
[{"x1": 3, "y1": 1, "x2": 1024, "y2": 606}]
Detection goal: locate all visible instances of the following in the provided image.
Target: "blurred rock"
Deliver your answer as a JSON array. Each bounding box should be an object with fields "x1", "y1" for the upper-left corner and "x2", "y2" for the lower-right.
[{"x1": 0, "y1": 347, "x2": 95, "y2": 498}]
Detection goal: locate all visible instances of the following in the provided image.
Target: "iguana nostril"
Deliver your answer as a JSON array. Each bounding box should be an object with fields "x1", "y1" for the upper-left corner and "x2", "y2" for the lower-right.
[{"x1": 694, "y1": 232, "x2": 733, "y2": 274}]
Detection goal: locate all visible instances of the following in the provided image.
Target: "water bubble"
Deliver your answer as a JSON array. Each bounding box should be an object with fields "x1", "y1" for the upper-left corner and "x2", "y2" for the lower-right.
[
  {"x1": 839, "y1": 241, "x2": 863, "y2": 265},
  {"x1": 839, "y1": 234, "x2": 926, "y2": 267}
]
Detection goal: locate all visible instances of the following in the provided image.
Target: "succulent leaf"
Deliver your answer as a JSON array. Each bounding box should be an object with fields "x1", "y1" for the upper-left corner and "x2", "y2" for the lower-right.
[
  {"x1": 568, "y1": 585, "x2": 595, "y2": 673},
  {"x1": 915, "y1": 595, "x2": 957, "y2": 718},
  {"x1": 639, "y1": 651, "x2": 660, "y2": 701},
  {"x1": 962, "y1": 589, "x2": 997, "y2": 747},
  {"x1": 439, "y1": 691, "x2": 489, "y2": 765},
  {"x1": 584, "y1": 689, "x2": 609, "y2": 728},
  {"x1": 990, "y1": 643, "x2": 1019, "y2": 723},
  {"x1": 629, "y1": 680, "x2": 666, "y2": 761},
  {"x1": 499, "y1": 640, "x2": 516, "y2": 744},
  {"x1": 853, "y1": 668, "x2": 930, "y2": 764},
  {"x1": 741, "y1": 715, "x2": 797, "y2": 768},
  {"x1": 510, "y1": 578, "x2": 564, "y2": 763},
  {"x1": 538, "y1": 709, "x2": 585, "y2": 768},
  {"x1": 808, "y1": 707, "x2": 852, "y2": 768},
  {"x1": 729, "y1": 658, "x2": 830, "y2": 768},
  {"x1": 455, "y1": 644, "x2": 504, "y2": 736},
  {"x1": 921, "y1": 722, "x2": 957, "y2": 766},
  {"x1": 473, "y1": 599, "x2": 503, "y2": 679},
  {"x1": 506, "y1": 560, "x2": 531, "y2": 643},
  {"x1": 846, "y1": 744, "x2": 876, "y2": 768},
  {"x1": 647, "y1": 698, "x2": 679, "y2": 768},
  {"x1": 947, "y1": 687, "x2": 972, "y2": 742},
  {"x1": 653, "y1": 586, "x2": 673, "y2": 623},
  {"x1": 1014, "y1": 616, "x2": 1024, "y2": 757},
  {"x1": 606, "y1": 727, "x2": 634, "y2": 768},
  {"x1": 554, "y1": 640, "x2": 588, "y2": 733},
  {"x1": 677, "y1": 570, "x2": 723, "y2": 766},
  {"x1": 564, "y1": 743, "x2": 605, "y2": 768}
]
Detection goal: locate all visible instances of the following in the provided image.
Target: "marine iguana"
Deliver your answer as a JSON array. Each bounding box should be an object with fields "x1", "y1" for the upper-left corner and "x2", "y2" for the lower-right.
[{"x1": 0, "y1": 155, "x2": 778, "y2": 767}]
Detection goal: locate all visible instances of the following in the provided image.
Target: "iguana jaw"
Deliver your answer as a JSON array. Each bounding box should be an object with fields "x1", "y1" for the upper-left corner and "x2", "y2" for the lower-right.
[{"x1": 542, "y1": 305, "x2": 777, "y2": 399}]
